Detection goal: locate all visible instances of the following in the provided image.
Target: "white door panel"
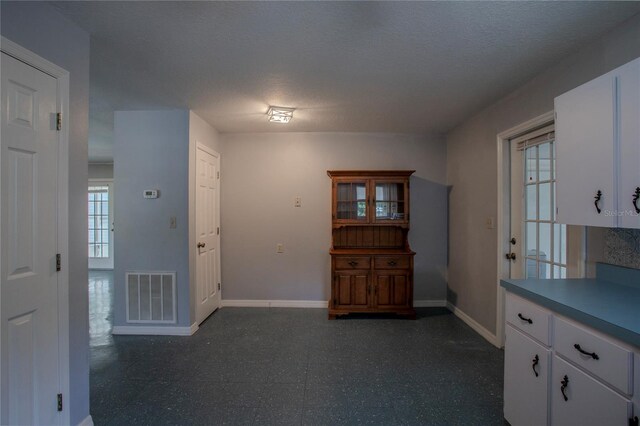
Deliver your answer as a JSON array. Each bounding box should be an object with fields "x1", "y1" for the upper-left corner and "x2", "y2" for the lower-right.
[
  {"x1": 1, "y1": 52, "x2": 60, "y2": 425},
  {"x1": 196, "y1": 146, "x2": 220, "y2": 323}
]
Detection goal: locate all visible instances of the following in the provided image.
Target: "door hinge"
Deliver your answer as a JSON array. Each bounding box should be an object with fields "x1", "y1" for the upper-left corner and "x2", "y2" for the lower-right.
[
  {"x1": 217, "y1": 171, "x2": 220, "y2": 180},
  {"x1": 56, "y1": 113, "x2": 62, "y2": 131},
  {"x1": 57, "y1": 393, "x2": 63, "y2": 412},
  {"x1": 217, "y1": 227, "x2": 220, "y2": 235},
  {"x1": 56, "y1": 254, "x2": 61, "y2": 272},
  {"x1": 218, "y1": 282, "x2": 221, "y2": 291}
]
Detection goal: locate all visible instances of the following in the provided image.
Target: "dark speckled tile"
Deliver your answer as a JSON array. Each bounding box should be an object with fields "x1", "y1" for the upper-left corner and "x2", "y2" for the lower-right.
[{"x1": 89, "y1": 272, "x2": 504, "y2": 425}]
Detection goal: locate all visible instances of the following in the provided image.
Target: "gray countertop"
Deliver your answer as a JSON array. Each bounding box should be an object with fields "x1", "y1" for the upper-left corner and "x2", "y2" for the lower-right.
[{"x1": 501, "y1": 276, "x2": 640, "y2": 349}]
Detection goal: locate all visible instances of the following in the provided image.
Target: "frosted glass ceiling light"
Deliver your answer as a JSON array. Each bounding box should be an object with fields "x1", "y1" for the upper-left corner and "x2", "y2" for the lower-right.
[{"x1": 267, "y1": 106, "x2": 294, "y2": 124}]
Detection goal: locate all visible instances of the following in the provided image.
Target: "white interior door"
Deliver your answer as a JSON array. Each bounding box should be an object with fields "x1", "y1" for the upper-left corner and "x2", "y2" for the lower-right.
[
  {"x1": 88, "y1": 181, "x2": 114, "y2": 270},
  {"x1": 195, "y1": 145, "x2": 220, "y2": 323},
  {"x1": 1, "y1": 52, "x2": 61, "y2": 425}
]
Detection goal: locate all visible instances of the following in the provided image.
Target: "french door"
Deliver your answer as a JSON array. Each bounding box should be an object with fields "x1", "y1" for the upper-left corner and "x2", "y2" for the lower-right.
[{"x1": 509, "y1": 125, "x2": 583, "y2": 280}]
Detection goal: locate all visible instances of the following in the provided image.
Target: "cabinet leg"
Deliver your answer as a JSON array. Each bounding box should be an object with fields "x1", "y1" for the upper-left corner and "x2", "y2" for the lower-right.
[{"x1": 328, "y1": 314, "x2": 337, "y2": 320}]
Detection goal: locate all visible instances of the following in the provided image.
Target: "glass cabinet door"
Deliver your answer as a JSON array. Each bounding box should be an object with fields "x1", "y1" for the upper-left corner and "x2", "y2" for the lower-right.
[
  {"x1": 373, "y1": 181, "x2": 407, "y2": 222},
  {"x1": 335, "y1": 181, "x2": 368, "y2": 221}
]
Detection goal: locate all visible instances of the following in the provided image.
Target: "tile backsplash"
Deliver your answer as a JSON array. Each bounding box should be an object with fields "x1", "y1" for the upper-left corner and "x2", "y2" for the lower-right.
[{"x1": 605, "y1": 229, "x2": 640, "y2": 269}]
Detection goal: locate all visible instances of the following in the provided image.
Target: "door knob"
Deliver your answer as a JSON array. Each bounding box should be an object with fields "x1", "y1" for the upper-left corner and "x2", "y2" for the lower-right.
[
  {"x1": 505, "y1": 253, "x2": 516, "y2": 260},
  {"x1": 197, "y1": 242, "x2": 206, "y2": 248},
  {"x1": 510, "y1": 237, "x2": 516, "y2": 245}
]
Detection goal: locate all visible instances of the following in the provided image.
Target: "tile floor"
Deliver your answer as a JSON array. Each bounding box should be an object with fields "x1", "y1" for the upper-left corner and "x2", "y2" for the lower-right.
[{"x1": 89, "y1": 270, "x2": 505, "y2": 425}]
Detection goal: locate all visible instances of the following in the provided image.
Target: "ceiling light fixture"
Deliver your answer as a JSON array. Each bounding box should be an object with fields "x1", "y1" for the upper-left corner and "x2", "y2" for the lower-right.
[{"x1": 267, "y1": 106, "x2": 294, "y2": 124}]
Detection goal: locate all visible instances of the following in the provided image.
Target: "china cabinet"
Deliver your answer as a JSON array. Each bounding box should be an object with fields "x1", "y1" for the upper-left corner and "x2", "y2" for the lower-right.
[{"x1": 327, "y1": 170, "x2": 415, "y2": 319}]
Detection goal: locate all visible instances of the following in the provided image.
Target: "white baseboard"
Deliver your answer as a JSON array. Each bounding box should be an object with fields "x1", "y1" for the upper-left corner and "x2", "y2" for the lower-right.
[
  {"x1": 446, "y1": 302, "x2": 500, "y2": 347},
  {"x1": 221, "y1": 299, "x2": 328, "y2": 308},
  {"x1": 112, "y1": 322, "x2": 198, "y2": 336},
  {"x1": 77, "y1": 415, "x2": 94, "y2": 426},
  {"x1": 413, "y1": 299, "x2": 447, "y2": 307}
]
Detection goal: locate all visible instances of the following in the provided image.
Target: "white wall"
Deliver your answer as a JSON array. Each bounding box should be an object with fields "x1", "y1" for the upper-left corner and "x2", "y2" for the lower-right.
[
  {"x1": 446, "y1": 14, "x2": 640, "y2": 335},
  {"x1": 89, "y1": 163, "x2": 114, "y2": 180},
  {"x1": 220, "y1": 132, "x2": 448, "y2": 303},
  {"x1": 113, "y1": 110, "x2": 191, "y2": 328},
  {"x1": 1, "y1": 2, "x2": 91, "y2": 423},
  {"x1": 188, "y1": 112, "x2": 222, "y2": 323}
]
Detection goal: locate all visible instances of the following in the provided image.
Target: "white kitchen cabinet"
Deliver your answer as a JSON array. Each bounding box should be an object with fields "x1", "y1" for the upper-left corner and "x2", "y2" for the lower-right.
[
  {"x1": 618, "y1": 59, "x2": 640, "y2": 229},
  {"x1": 551, "y1": 355, "x2": 632, "y2": 426},
  {"x1": 555, "y1": 57, "x2": 640, "y2": 228},
  {"x1": 503, "y1": 290, "x2": 638, "y2": 425},
  {"x1": 504, "y1": 325, "x2": 551, "y2": 426}
]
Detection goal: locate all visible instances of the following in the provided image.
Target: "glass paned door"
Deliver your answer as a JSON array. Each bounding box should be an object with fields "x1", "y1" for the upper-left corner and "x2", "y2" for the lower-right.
[
  {"x1": 89, "y1": 181, "x2": 114, "y2": 269},
  {"x1": 374, "y1": 182, "x2": 405, "y2": 221},
  {"x1": 336, "y1": 182, "x2": 368, "y2": 221},
  {"x1": 522, "y1": 141, "x2": 567, "y2": 278}
]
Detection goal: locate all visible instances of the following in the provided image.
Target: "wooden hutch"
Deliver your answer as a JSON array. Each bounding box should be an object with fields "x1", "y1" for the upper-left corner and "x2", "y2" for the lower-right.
[{"x1": 327, "y1": 170, "x2": 416, "y2": 319}]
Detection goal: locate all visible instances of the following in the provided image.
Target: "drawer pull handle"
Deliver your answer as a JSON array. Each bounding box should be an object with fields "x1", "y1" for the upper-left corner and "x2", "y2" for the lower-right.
[
  {"x1": 532, "y1": 354, "x2": 539, "y2": 377},
  {"x1": 633, "y1": 188, "x2": 640, "y2": 214},
  {"x1": 387, "y1": 260, "x2": 397, "y2": 266},
  {"x1": 560, "y1": 375, "x2": 569, "y2": 401},
  {"x1": 348, "y1": 261, "x2": 358, "y2": 267},
  {"x1": 517, "y1": 313, "x2": 533, "y2": 324},
  {"x1": 573, "y1": 344, "x2": 599, "y2": 360},
  {"x1": 594, "y1": 190, "x2": 602, "y2": 214}
]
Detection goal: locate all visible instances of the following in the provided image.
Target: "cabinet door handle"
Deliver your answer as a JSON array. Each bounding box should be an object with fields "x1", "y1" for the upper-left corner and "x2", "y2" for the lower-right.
[
  {"x1": 560, "y1": 375, "x2": 569, "y2": 401},
  {"x1": 594, "y1": 190, "x2": 602, "y2": 214},
  {"x1": 387, "y1": 260, "x2": 397, "y2": 266},
  {"x1": 518, "y1": 313, "x2": 533, "y2": 324},
  {"x1": 633, "y1": 187, "x2": 640, "y2": 214},
  {"x1": 348, "y1": 261, "x2": 358, "y2": 267},
  {"x1": 532, "y1": 354, "x2": 539, "y2": 377},
  {"x1": 573, "y1": 344, "x2": 599, "y2": 360}
]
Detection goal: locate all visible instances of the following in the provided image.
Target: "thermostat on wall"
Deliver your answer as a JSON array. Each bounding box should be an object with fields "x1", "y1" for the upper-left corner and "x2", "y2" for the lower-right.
[{"x1": 143, "y1": 189, "x2": 159, "y2": 199}]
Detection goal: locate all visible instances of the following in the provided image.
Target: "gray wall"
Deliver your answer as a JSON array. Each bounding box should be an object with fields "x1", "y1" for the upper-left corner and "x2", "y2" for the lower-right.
[
  {"x1": 1, "y1": 2, "x2": 91, "y2": 423},
  {"x1": 220, "y1": 132, "x2": 447, "y2": 303},
  {"x1": 446, "y1": 14, "x2": 640, "y2": 335},
  {"x1": 113, "y1": 110, "x2": 191, "y2": 327},
  {"x1": 89, "y1": 163, "x2": 114, "y2": 180}
]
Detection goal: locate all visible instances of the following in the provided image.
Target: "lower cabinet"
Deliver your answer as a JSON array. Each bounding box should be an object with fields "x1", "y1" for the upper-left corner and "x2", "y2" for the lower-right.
[
  {"x1": 504, "y1": 290, "x2": 638, "y2": 425},
  {"x1": 504, "y1": 325, "x2": 550, "y2": 426},
  {"x1": 551, "y1": 356, "x2": 632, "y2": 426},
  {"x1": 329, "y1": 254, "x2": 415, "y2": 318},
  {"x1": 333, "y1": 270, "x2": 370, "y2": 308}
]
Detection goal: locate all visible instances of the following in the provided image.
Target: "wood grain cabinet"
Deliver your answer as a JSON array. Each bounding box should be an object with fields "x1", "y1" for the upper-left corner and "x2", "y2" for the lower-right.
[{"x1": 327, "y1": 170, "x2": 415, "y2": 319}]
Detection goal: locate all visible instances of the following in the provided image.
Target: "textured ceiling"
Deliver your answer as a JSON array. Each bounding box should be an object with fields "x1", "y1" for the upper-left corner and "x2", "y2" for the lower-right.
[{"x1": 48, "y1": 1, "x2": 640, "y2": 161}]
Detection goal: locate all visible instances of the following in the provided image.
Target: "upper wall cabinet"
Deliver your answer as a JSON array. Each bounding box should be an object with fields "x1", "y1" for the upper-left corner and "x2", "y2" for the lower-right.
[{"x1": 555, "y1": 57, "x2": 640, "y2": 228}]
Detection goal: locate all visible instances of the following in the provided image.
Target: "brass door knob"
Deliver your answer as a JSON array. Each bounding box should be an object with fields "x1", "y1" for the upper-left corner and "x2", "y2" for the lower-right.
[{"x1": 505, "y1": 253, "x2": 516, "y2": 260}]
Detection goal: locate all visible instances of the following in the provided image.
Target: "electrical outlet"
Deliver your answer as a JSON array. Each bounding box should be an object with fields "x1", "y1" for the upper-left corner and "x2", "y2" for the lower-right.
[
  {"x1": 276, "y1": 243, "x2": 284, "y2": 253},
  {"x1": 294, "y1": 196, "x2": 302, "y2": 207},
  {"x1": 170, "y1": 216, "x2": 177, "y2": 229}
]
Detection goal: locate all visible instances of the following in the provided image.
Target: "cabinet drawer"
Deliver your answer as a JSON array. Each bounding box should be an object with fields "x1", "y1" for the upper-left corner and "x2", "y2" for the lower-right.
[
  {"x1": 505, "y1": 292, "x2": 552, "y2": 346},
  {"x1": 554, "y1": 317, "x2": 632, "y2": 395},
  {"x1": 334, "y1": 256, "x2": 371, "y2": 270},
  {"x1": 552, "y1": 355, "x2": 631, "y2": 426},
  {"x1": 373, "y1": 256, "x2": 410, "y2": 269}
]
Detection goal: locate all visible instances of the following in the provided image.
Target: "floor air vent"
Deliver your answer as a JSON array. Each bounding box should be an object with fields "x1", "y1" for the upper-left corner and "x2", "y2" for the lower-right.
[{"x1": 126, "y1": 272, "x2": 176, "y2": 323}]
